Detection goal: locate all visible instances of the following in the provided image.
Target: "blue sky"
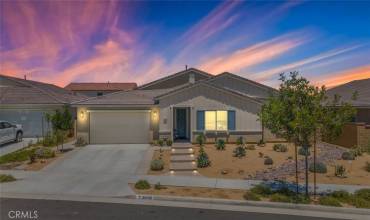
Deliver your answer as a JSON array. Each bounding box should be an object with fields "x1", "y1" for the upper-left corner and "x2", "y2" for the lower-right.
[{"x1": 1, "y1": 0, "x2": 369, "y2": 87}]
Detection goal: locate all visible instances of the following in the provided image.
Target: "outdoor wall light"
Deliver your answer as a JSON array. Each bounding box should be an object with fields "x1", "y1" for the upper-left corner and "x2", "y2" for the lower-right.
[
  {"x1": 80, "y1": 110, "x2": 85, "y2": 120},
  {"x1": 152, "y1": 110, "x2": 158, "y2": 121}
]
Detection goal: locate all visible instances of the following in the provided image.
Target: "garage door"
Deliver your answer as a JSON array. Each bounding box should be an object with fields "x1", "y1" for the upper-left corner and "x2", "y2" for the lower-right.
[{"x1": 90, "y1": 111, "x2": 151, "y2": 144}]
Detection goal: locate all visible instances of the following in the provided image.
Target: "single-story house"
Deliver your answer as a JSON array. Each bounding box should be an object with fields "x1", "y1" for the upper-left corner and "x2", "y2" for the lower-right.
[
  {"x1": 64, "y1": 82, "x2": 137, "y2": 97},
  {"x1": 73, "y1": 68, "x2": 281, "y2": 144},
  {"x1": 0, "y1": 74, "x2": 86, "y2": 137},
  {"x1": 325, "y1": 78, "x2": 370, "y2": 148}
]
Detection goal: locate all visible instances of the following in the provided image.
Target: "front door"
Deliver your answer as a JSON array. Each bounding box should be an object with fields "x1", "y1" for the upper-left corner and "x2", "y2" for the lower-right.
[{"x1": 175, "y1": 108, "x2": 187, "y2": 140}]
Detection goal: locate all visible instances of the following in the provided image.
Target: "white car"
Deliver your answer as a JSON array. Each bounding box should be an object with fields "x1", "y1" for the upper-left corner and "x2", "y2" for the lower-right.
[{"x1": 0, "y1": 120, "x2": 23, "y2": 145}]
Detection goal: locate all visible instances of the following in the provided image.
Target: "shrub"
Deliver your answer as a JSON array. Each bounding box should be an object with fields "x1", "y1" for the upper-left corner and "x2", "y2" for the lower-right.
[
  {"x1": 154, "y1": 182, "x2": 167, "y2": 190},
  {"x1": 135, "y1": 180, "x2": 151, "y2": 190},
  {"x1": 158, "y1": 139, "x2": 164, "y2": 147},
  {"x1": 318, "y1": 196, "x2": 342, "y2": 207},
  {"x1": 354, "y1": 188, "x2": 370, "y2": 201},
  {"x1": 215, "y1": 139, "x2": 225, "y2": 150},
  {"x1": 264, "y1": 157, "x2": 273, "y2": 165},
  {"x1": 166, "y1": 139, "x2": 173, "y2": 147},
  {"x1": 273, "y1": 144, "x2": 288, "y2": 152},
  {"x1": 236, "y1": 136, "x2": 244, "y2": 146},
  {"x1": 246, "y1": 144, "x2": 256, "y2": 150},
  {"x1": 233, "y1": 146, "x2": 246, "y2": 158},
  {"x1": 334, "y1": 165, "x2": 346, "y2": 177},
  {"x1": 270, "y1": 194, "x2": 291, "y2": 203},
  {"x1": 35, "y1": 147, "x2": 55, "y2": 159},
  {"x1": 74, "y1": 137, "x2": 87, "y2": 147},
  {"x1": 250, "y1": 184, "x2": 272, "y2": 196},
  {"x1": 243, "y1": 191, "x2": 261, "y2": 201},
  {"x1": 150, "y1": 159, "x2": 164, "y2": 171},
  {"x1": 330, "y1": 190, "x2": 352, "y2": 203},
  {"x1": 197, "y1": 146, "x2": 210, "y2": 168},
  {"x1": 43, "y1": 132, "x2": 57, "y2": 147},
  {"x1": 196, "y1": 134, "x2": 205, "y2": 146},
  {"x1": 0, "y1": 174, "x2": 16, "y2": 183},
  {"x1": 351, "y1": 197, "x2": 370, "y2": 209},
  {"x1": 298, "y1": 147, "x2": 310, "y2": 156},
  {"x1": 365, "y1": 162, "x2": 370, "y2": 172},
  {"x1": 341, "y1": 151, "x2": 355, "y2": 160},
  {"x1": 309, "y1": 162, "x2": 327, "y2": 173},
  {"x1": 258, "y1": 152, "x2": 264, "y2": 158}
]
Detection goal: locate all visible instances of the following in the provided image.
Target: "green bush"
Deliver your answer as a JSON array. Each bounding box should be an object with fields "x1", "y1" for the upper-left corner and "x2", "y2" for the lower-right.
[
  {"x1": 135, "y1": 180, "x2": 151, "y2": 190},
  {"x1": 264, "y1": 157, "x2": 273, "y2": 165},
  {"x1": 158, "y1": 139, "x2": 164, "y2": 147},
  {"x1": 270, "y1": 194, "x2": 291, "y2": 203},
  {"x1": 0, "y1": 174, "x2": 16, "y2": 183},
  {"x1": 43, "y1": 132, "x2": 57, "y2": 147},
  {"x1": 250, "y1": 184, "x2": 272, "y2": 196},
  {"x1": 197, "y1": 146, "x2": 210, "y2": 168},
  {"x1": 246, "y1": 144, "x2": 256, "y2": 150},
  {"x1": 318, "y1": 196, "x2": 342, "y2": 207},
  {"x1": 150, "y1": 159, "x2": 164, "y2": 171},
  {"x1": 330, "y1": 190, "x2": 352, "y2": 203},
  {"x1": 298, "y1": 147, "x2": 310, "y2": 156},
  {"x1": 233, "y1": 146, "x2": 246, "y2": 158},
  {"x1": 354, "y1": 188, "x2": 370, "y2": 201},
  {"x1": 366, "y1": 162, "x2": 370, "y2": 172},
  {"x1": 309, "y1": 162, "x2": 327, "y2": 173},
  {"x1": 215, "y1": 139, "x2": 225, "y2": 150},
  {"x1": 342, "y1": 151, "x2": 355, "y2": 160},
  {"x1": 196, "y1": 134, "x2": 205, "y2": 146},
  {"x1": 351, "y1": 197, "x2": 370, "y2": 209},
  {"x1": 334, "y1": 165, "x2": 346, "y2": 177},
  {"x1": 166, "y1": 139, "x2": 173, "y2": 147},
  {"x1": 243, "y1": 191, "x2": 261, "y2": 201},
  {"x1": 258, "y1": 139, "x2": 265, "y2": 146},
  {"x1": 236, "y1": 136, "x2": 244, "y2": 146},
  {"x1": 273, "y1": 144, "x2": 288, "y2": 152}
]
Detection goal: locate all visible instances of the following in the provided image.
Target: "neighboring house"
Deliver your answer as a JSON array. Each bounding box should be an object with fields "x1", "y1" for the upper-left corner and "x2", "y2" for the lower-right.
[
  {"x1": 73, "y1": 68, "x2": 279, "y2": 144},
  {"x1": 325, "y1": 78, "x2": 370, "y2": 148},
  {"x1": 0, "y1": 75, "x2": 86, "y2": 137},
  {"x1": 64, "y1": 82, "x2": 137, "y2": 97}
]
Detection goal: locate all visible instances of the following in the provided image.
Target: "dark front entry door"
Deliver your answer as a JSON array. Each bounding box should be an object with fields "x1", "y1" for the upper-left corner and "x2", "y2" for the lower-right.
[{"x1": 176, "y1": 109, "x2": 187, "y2": 139}]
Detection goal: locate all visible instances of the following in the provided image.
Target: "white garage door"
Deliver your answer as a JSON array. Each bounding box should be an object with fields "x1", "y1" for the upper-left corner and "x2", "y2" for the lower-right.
[{"x1": 90, "y1": 111, "x2": 151, "y2": 144}]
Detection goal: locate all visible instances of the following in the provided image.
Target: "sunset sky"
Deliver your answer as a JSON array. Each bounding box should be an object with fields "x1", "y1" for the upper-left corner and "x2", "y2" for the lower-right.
[{"x1": 1, "y1": 1, "x2": 370, "y2": 88}]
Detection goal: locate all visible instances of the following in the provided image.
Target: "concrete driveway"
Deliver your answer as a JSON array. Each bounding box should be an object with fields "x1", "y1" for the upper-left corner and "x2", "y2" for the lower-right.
[{"x1": 0, "y1": 144, "x2": 150, "y2": 197}]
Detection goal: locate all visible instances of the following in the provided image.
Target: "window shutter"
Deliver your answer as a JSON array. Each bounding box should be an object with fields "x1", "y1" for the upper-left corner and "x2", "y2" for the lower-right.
[
  {"x1": 196, "y1": 110, "x2": 205, "y2": 130},
  {"x1": 228, "y1": 110, "x2": 236, "y2": 130}
]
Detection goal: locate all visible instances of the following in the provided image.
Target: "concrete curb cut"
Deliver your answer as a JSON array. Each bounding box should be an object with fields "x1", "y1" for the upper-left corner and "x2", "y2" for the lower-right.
[{"x1": 133, "y1": 194, "x2": 370, "y2": 216}]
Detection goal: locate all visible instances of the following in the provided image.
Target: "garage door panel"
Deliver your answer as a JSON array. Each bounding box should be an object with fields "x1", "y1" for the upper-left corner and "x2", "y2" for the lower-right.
[{"x1": 90, "y1": 111, "x2": 150, "y2": 144}]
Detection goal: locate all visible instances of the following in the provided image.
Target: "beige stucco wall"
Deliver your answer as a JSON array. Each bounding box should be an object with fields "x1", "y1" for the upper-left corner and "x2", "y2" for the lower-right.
[{"x1": 159, "y1": 96, "x2": 262, "y2": 142}]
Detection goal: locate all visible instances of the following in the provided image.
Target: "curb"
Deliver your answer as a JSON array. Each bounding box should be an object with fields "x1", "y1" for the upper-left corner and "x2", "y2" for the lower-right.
[{"x1": 133, "y1": 194, "x2": 370, "y2": 216}]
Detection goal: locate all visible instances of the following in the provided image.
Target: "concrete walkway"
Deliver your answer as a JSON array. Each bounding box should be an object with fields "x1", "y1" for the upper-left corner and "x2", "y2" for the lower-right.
[
  {"x1": 0, "y1": 138, "x2": 38, "y2": 156},
  {"x1": 129, "y1": 174, "x2": 370, "y2": 193}
]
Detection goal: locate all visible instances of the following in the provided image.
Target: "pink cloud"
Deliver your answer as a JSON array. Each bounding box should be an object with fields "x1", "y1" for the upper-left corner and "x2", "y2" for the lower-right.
[{"x1": 199, "y1": 31, "x2": 309, "y2": 73}]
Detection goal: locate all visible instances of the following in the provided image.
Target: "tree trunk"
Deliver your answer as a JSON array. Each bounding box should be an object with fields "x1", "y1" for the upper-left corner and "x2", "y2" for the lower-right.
[
  {"x1": 295, "y1": 143, "x2": 299, "y2": 198},
  {"x1": 305, "y1": 146, "x2": 309, "y2": 197},
  {"x1": 314, "y1": 134, "x2": 317, "y2": 198}
]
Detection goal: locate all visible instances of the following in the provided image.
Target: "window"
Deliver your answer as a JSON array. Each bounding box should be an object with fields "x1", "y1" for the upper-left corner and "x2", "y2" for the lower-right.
[
  {"x1": 97, "y1": 92, "x2": 103, "y2": 96},
  {"x1": 205, "y1": 111, "x2": 228, "y2": 130}
]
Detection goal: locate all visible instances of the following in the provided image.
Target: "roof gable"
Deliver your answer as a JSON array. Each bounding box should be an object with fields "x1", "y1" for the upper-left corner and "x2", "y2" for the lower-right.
[
  {"x1": 207, "y1": 72, "x2": 276, "y2": 98},
  {"x1": 138, "y1": 68, "x2": 212, "y2": 90},
  {"x1": 327, "y1": 78, "x2": 370, "y2": 107}
]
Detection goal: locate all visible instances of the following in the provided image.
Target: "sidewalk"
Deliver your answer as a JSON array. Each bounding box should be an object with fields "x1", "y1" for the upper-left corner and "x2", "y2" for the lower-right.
[
  {"x1": 129, "y1": 174, "x2": 370, "y2": 193},
  {"x1": 0, "y1": 138, "x2": 38, "y2": 156}
]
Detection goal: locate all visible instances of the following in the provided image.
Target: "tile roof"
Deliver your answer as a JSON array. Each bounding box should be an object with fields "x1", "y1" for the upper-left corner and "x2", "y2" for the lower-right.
[
  {"x1": 327, "y1": 78, "x2": 370, "y2": 107},
  {"x1": 64, "y1": 82, "x2": 137, "y2": 91},
  {"x1": 0, "y1": 74, "x2": 87, "y2": 105}
]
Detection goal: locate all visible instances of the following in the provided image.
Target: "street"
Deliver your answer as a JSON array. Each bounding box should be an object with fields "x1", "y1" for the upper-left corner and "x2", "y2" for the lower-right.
[{"x1": 0, "y1": 198, "x2": 331, "y2": 220}]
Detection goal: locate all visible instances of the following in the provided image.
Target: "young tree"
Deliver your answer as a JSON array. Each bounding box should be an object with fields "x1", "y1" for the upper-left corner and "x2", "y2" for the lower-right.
[
  {"x1": 48, "y1": 105, "x2": 73, "y2": 151},
  {"x1": 260, "y1": 72, "x2": 355, "y2": 197}
]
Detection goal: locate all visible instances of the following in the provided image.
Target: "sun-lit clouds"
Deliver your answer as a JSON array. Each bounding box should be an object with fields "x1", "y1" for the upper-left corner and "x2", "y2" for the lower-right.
[
  {"x1": 251, "y1": 45, "x2": 364, "y2": 81},
  {"x1": 312, "y1": 65, "x2": 370, "y2": 88},
  {"x1": 199, "y1": 31, "x2": 310, "y2": 73}
]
